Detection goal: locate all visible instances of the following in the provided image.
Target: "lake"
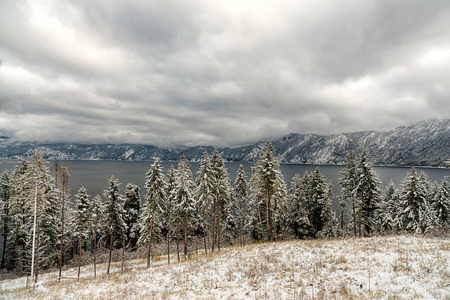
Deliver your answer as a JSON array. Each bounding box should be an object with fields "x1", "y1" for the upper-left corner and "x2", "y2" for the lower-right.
[{"x1": 0, "y1": 160, "x2": 449, "y2": 211}]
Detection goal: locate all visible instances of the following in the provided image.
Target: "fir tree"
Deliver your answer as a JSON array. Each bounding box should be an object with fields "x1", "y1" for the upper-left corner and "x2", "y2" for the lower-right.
[
  {"x1": 141, "y1": 158, "x2": 166, "y2": 267},
  {"x1": 287, "y1": 173, "x2": 314, "y2": 238},
  {"x1": 90, "y1": 194, "x2": 104, "y2": 278},
  {"x1": 339, "y1": 151, "x2": 358, "y2": 236},
  {"x1": 162, "y1": 165, "x2": 177, "y2": 264},
  {"x1": 73, "y1": 187, "x2": 90, "y2": 279},
  {"x1": 250, "y1": 142, "x2": 287, "y2": 241},
  {"x1": 376, "y1": 180, "x2": 400, "y2": 233},
  {"x1": 103, "y1": 175, "x2": 126, "y2": 275},
  {"x1": 123, "y1": 183, "x2": 141, "y2": 249},
  {"x1": 355, "y1": 150, "x2": 381, "y2": 236},
  {"x1": 0, "y1": 171, "x2": 11, "y2": 269},
  {"x1": 431, "y1": 179, "x2": 450, "y2": 229},
  {"x1": 175, "y1": 156, "x2": 196, "y2": 258},
  {"x1": 234, "y1": 165, "x2": 248, "y2": 246},
  {"x1": 399, "y1": 167, "x2": 426, "y2": 233},
  {"x1": 195, "y1": 151, "x2": 214, "y2": 253}
]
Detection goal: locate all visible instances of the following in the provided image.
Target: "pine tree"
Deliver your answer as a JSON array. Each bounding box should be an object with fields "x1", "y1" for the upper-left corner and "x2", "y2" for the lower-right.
[
  {"x1": 234, "y1": 165, "x2": 248, "y2": 246},
  {"x1": 104, "y1": 175, "x2": 126, "y2": 275},
  {"x1": 89, "y1": 194, "x2": 104, "y2": 278},
  {"x1": 162, "y1": 165, "x2": 177, "y2": 264},
  {"x1": 123, "y1": 183, "x2": 141, "y2": 249},
  {"x1": 376, "y1": 180, "x2": 400, "y2": 233},
  {"x1": 355, "y1": 150, "x2": 381, "y2": 236},
  {"x1": 195, "y1": 151, "x2": 214, "y2": 253},
  {"x1": 431, "y1": 179, "x2": 450, "y2": 229},
  {"x1": 141, "y1": 158, "x2": 166, "y2": 267},
  {"x1": 339, "y1": 151, "x2": 358, "y2": 236},
  {"x1": 176, "y1": 156, "x2": 196, "y2": 258},
  {"x1": 399, "y1": 167, "x2": 426, "y2": 233},
  {"x1": 55, "y1": 164, "x2": 70, "y2": 281},
  {"x1": 210, "y1": 149, "x2": 232, "y2": 251},
  {"x1": 287, "y1": 173, "x2": 314, "y2": 238},
  {"x1": 0, "y1": 171, "x2": 11, "y2": 269},
  {"x1": 73, "y1": 187, "x2": 90, "y2": 279},
  {"x1": 250, "y1": 142, "x2": 287, "y2": 241}
]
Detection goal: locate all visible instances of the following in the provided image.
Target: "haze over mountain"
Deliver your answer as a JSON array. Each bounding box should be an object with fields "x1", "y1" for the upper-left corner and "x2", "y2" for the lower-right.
[{"x1": 0, "y1": 119, "x2": 448, "y2": 167}]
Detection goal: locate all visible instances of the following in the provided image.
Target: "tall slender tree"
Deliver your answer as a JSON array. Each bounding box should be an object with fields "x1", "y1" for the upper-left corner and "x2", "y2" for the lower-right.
[
  {"x1": 0, "y1": 171, "x2": 11, "y2": 269},
  {"x1": 431, "y1": 178, "x2": 450, "y2": 229},
  {"x1": 73, "y1": 187, "x2": 90, "y2": 280},
  {"x1": 90, "y1": 194, "x2": 104, "y2": 278},
  {"x1": 339, "y1": 151, "x2": 358, "y2": 236},
  {"x1": 162, "y1": 165, "x2": 177, "y2": 264},
  {"x1": 123, "y1": 183, "x2": 141, "y2": 249},
  {"x1": 141, "y1": 159, "x2": 166, "y2": 267},
  {"x1": 399, "y1": 167, "x2": 426, "y2": 233},
  {"x1": 104, "y1": 176, "x2": 126, "y2": 275},
  {"x1": 234, "y1": 165, "x2": 248, "y2": 246}
]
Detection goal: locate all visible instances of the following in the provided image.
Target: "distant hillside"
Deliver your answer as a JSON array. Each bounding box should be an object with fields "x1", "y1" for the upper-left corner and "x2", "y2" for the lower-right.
[{"x1": 0, "y1": 119, "x2": 448, "y2": 167}]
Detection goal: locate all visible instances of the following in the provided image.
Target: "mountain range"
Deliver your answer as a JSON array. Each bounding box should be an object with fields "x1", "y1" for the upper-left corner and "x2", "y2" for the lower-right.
[{"x1": 0, "y1": 119, "x2": 449, "y2": 167}]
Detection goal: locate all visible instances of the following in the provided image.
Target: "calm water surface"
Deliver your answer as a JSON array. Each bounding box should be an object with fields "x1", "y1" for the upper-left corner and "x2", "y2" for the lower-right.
[{"x1": 1, "y1": 160, "x2": 449, "y2": 211}]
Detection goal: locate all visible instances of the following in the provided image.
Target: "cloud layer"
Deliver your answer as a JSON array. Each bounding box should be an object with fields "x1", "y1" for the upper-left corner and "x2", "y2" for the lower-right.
[{"x1": 1, "y1": 0, "x2": 449, "y2": 146}]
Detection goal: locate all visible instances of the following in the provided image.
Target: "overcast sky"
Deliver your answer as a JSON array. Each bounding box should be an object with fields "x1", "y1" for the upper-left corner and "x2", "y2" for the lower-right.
[{"x1": 0, "y1": 0, "x2": 449, "y2": 147}]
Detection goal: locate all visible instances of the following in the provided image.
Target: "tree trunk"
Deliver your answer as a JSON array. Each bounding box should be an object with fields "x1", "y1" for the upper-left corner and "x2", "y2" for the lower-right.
[
  {"x1": 77, "y1": 235, "x2": 81, "y2": 280},
  {"x1": 184, "y1": 215, "x2": 188, "y2": 259},
  {"x1": 147, "y1": 197, "x2": 156, "y2": 268},
  {"x1": 266, "y1": 189, "x2": 272, "y2": 242},
  {"x1": 359, "y1": 201, "x2": 363, "y2": 238},
  {"x1": 1, "y1": 205, "x2": 8, "y2": 269},
  {"x1": 122, "y1": 240, "x2": 125, "y2": 272},
  {"x1": 34, "y1": 221, "x2": 40, "y2": 283},
  {"x1": 167, "y1": 228, "x2": 170, "y2": 264},
  {"x1": 212, "y1": 198, "x2": 216, "y2": 252},
  {"x1": 239, "y1": 197, "x2": 243, "y2": 247},
  {"x1": 59, "y1": 187, "x2": 65, "y2": 281},
  {"x1": 352, "y1": 202, "x2": 357, "y2": 237},
  {"x1": 218, "y1": 210, "x2": 221, "y2": 252},
  {"x1": 176, "y1": 231, "x2": 180, "y2": 262},
  {"x1": 107, "y1": 231, "x2": 113, "y2": 275},
  {"x1": 93, "y1": 229, "x2": 97, "y2": 278},
  {"x1": 202, "y1": 208, "x2": 207, "y2": 254},
  {"x1": 257, "y1": 204, "x2": 264, "y2": 241}
]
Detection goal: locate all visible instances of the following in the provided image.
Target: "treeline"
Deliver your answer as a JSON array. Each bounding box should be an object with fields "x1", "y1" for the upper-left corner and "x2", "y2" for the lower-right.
[{"x1": 0, "y1": 143, "x2": 449, "y2": 281}]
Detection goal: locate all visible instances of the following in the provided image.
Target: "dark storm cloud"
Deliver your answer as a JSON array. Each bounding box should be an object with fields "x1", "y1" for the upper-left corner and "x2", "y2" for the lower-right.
[{"x1": 0, "y1": 0, "x2": 449, "y2": 146}]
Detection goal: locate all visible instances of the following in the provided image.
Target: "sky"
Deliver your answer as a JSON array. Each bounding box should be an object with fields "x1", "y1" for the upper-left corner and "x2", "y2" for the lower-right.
[{"x1": 0, "y1": 0, "x2": 449, "y2": 147}]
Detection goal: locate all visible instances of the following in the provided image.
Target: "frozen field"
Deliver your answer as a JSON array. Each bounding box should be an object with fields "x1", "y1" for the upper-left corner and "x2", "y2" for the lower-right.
[{"x1": 1, "y1": 235, "x2": 449, "y2": 299}]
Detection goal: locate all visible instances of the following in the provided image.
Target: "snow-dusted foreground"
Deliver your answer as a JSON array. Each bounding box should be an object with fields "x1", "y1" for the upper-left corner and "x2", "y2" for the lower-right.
[{"x1": 1, "y1": 235, "x2": 449, "y2": 299}]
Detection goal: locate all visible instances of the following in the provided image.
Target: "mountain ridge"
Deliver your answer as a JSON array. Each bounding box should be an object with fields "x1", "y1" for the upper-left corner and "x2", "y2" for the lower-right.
[{"x1": 0, "y1": 119, "x2": 448, "y2": 167}]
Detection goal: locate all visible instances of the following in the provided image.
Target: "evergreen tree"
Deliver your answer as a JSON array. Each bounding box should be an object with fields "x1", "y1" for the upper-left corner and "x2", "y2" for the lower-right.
[
  {"x1": 90, "y1": 194, "x2": 104, "y2": 278},
  {"x1": 355, "y1": 150, "x2": 381, "y2": 236},
  {"x1": 210, "y1": 149, "x2": 232, "y2": 250},
  {"x1": 141, "y1": 158, "x2": 166, "y2": 267},
  {"x1": 431, "y1": 179, "x2": 450, "y2": 229},
  {"x1": 175, "y1": 156, "x2": 196, "y2": 258},
  {"x1": 162, "y1": 165, "x2": 177, "y2": 264},
  {"x1": 250, "y1": 142, "x2": 287, "y2": 241},
  {"x1": 234, "y1": 165, "x2": 248, "y2": 246},
  {"x1": 339, "y1": 151, "x2": 358, "y2": 236},
  {"x1": 399, "y1": 167, "x2": 426, "y2": 233},
  {"x1": 195, "y1": 151, "x2": 214, "y2": 253},
  {"x1": 376, "y1": 180, "x2": 400, "y2": 233},
  {"x1": 103, "y1": 175, "x2": 126, "y2": 275},
  {"x1": 287, "y1": 173, "x2": 314, "y2": 238},
  {"x1": 73, "y1": 187, "x2": 90, "y2": 279},
  {"x1": 0, "y1": 171, "x2": 11, "y2": 269},
  {"x1": 123, "y1": 183, "x2": 141, "y2": 249}
]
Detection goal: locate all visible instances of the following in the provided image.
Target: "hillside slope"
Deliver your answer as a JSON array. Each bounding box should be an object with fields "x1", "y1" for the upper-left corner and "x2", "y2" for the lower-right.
[{"x1": 0, "y1": 119, "x2": 448, "y2": 166}]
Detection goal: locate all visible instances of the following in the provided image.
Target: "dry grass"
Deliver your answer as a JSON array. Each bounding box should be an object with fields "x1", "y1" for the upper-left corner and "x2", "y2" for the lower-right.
[{"x1": 1, "y1": 234, "x2": 449, "y2": 299}]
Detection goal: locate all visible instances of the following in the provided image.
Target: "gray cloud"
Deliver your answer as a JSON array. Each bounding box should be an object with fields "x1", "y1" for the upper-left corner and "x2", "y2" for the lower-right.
[{"x1": 0, "y1": 0, "x2": 449, "y2": 147}]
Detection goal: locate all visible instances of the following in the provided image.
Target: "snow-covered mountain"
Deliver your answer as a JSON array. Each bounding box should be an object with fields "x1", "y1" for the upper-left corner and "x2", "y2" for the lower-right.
[{"x1": 0, "y1": 119, "x2": 448, "y2": 167}]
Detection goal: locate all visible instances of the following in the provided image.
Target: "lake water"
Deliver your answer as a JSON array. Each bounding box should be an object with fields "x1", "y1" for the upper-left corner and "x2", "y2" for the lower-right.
[{"x1": 1, "y1": 160, "x2": 449, "y2": 211}]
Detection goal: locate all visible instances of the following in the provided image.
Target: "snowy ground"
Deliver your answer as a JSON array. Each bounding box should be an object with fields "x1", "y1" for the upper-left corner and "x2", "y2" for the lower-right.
[{"x1": 1, "y1": 235, "x2": 449, "y2": 299}]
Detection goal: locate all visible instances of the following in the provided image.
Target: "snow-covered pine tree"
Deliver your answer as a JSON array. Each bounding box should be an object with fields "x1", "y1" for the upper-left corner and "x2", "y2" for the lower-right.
[
  {"x1": 250, "y1": 142, "x2": 287, "y2": 241},
  {"x1": 339, "y1": 151, "x2": 358, "y2": 236},
  {"x1": 0, "y1": 171, "x2": 11, "y2": 269},
  {"x1": 162, "y1": 165, "x2": 177, "y2": 264},
  {"x1": 195, "y1": 151, "x2": 214, "y2": 253},
  {"x1": 89, "y1": 194, "x2": 104, "y2": 278},
  {"x1": 234, "y1": 164, "x2": 248, "y2": 246},
  {"x1": 287, "y1": 173, "x2": 314, "y2": 238},
  {"x1": 8, "y1": 159, "x2": 30, "y2": 271},
  {"x1": 399, "y1": 167, "x2": 426, "y2": 233},
  {"x1": 141, "y1": 158, "x2": 166, "y2": 267},
  {"x1": 431, "y1": 178, "x2": 450, "y2": 229},
  {"x1": 376, "y1": 180, "x2": 400, "y2": 233},
  {"x1": 210, "y1": 149, "x2": 232, "y2": 251},
  {"x1": 73, "y1": 187, "x2": 90, "y2": 279},
  {"x1": 123, "y1": 183, "x2": 141, "y2": 250},
  {"x1": 176, "y1": 156, "x2": 196, "y2": 258},
  {"x1": 355, "y1": 150, "x2": 381, "y2": 236},
  {"x1": 303, "y1": 168, "x2": 334, "y2": 237},
  {"x1": 103, "y1": 175, "x2": 126, "y2": 275}
]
